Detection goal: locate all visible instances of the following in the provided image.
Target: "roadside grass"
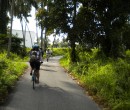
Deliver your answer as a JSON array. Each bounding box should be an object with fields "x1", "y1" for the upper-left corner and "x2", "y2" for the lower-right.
[
  {"x1": 60, "y1": 48, "x2": 130, "y2": 110},
  {"x1": 52, "y1": 48, "x2": 68, "y2": 56},
  {"x1": 0, "y1": 53, "x2": 28, "y2": 104},
  {"x1": 41, "y1": 48, "x2": 68, "y2": 60},
  {"x1": 0, "y1": 48, "x2": 68, "y2": 104}
]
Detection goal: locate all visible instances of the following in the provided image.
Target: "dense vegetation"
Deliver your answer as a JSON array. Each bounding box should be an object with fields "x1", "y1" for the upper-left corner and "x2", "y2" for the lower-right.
[
  {"x1": 1, "y1": 0, "x2": 130, "y2": 60},
  {"x1": 0, "y1": 53, "x2": 28, "y2": 104},
  {"x1": 0, "y1": 33, "x2": 29, "y2": 104},
  {"x1": 51, "y1": 48, "x2": 68, "y2": 56},
  {"x1": 60, "y1": 47, "x2": 130, "y2": 110},
  {"x1": 1, "y1": 0, "x2": 130, "y2": 110},
  {"x1": 0, "y1": 34, "x2": 27, "y2": 57}
]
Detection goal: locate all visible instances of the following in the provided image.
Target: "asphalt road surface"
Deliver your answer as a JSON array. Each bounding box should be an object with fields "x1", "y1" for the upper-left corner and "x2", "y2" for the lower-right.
[{"x1": 0, "y1": 56, "x2": 101, "y2": 110}]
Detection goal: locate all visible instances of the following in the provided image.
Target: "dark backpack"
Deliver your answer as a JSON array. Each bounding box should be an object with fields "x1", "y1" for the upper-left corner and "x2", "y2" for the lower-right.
[{"x1": 30, "y1": 51, "x2": 37, "y2": 62}]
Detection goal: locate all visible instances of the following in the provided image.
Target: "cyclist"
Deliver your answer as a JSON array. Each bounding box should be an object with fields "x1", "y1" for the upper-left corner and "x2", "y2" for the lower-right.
[
  {"x1": 29, "y1": 44, "x2": 41, "y2": 83},
  {"x1": 46, "y1": 49, "x2": 51, "y2": 62}
]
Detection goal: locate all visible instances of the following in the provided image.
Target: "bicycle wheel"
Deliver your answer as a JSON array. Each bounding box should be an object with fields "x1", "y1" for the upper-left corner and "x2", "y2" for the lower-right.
[{"x1": 32, "y1": 70, "x2": 36, "y2": 89}]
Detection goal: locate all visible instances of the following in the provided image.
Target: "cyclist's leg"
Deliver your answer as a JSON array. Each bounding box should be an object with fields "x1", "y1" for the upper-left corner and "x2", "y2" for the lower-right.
[
  {"x1": 30, "y1": 61, "x2": 35, "y2": 75},
  {"x1": 40, "y1": 55, "x2": 43, "y2": 63},
  {"x1": 35, "y1": 61, "x2": 40, "y2": 83},
  {"x1": 47, "y1": 54, "x2": 49, "y2": 61}
]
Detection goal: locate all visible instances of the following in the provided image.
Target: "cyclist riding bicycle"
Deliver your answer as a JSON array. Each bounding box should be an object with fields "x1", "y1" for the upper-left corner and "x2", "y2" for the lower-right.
[
  {"x1": 46, "y1": 49, "x2": 51, "y2": 62},
  {"x1": 29, "y1": 44, "x2": 42, "y2": 83}
]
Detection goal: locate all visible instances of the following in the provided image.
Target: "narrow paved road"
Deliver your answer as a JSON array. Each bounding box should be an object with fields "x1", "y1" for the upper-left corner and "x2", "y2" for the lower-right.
[{"x1": 0, "y1": 56, "x2": 101, "y2": 110}]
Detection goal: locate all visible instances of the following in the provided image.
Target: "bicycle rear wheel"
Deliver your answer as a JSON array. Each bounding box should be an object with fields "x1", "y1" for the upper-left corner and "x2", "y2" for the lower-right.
[{"x1": 32, "y1": 70, "x2": 36, "y2": 89}]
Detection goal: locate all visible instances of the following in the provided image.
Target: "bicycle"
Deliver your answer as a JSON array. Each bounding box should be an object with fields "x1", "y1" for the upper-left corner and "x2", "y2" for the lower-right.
[{"x1": 32, "y1": 69, "x2": 37, "y2": 89}]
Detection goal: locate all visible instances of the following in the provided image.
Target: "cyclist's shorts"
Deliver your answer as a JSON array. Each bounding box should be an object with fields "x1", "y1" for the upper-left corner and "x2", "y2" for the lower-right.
[{"x1": 30, "y1": 60, "x2": 40, "y2": 70}]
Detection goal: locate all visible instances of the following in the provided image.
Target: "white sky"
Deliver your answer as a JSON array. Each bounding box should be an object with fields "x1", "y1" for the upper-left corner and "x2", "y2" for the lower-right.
[{"x1": 12, "y1": 7, "x2": 38, "y2": 34}]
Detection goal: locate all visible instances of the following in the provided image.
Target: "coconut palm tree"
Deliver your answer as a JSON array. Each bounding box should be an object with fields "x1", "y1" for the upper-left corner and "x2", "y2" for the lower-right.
[
  {"x1": 13, "y1": 0, "x2": 37, "y2": 48},
  {"x1": 6, "y1": 0, "x2": 38, "y2": 57}
]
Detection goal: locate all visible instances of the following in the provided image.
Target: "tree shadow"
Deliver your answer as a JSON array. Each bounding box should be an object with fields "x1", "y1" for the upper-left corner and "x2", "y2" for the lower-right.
[
  {"x1": 40, "y1": 68, "x2": 57, "y2": 72},
  {"x1": 0, "y1": 77, "x2": 101, "y2": 110}
]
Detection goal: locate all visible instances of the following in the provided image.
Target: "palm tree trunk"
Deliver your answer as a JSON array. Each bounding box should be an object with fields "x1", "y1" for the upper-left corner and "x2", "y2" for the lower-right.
[
  {"x1": 41, "y1": 25, "x2": 43, "y2": 48},
  {"x1": 44, "y1": 27, "x2": 47, "y2": 50},
  {"x1": 20, "y1": 17, "x2": 26, "y2": 48},
  {"x1": 24, "y1": 19, "x2": 33, "y2": 47},
  {"x1": 7, "y1": 0, "x2": 14, "y2": 57},
  {"x1": 35, "y1": 9, "x2": 39, "y2": 44}
]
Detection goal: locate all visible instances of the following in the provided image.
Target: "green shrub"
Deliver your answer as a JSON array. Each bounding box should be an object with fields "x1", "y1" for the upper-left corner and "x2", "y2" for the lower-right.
[
  {"x1": 60, "y1": 53, "x2": 70, "y2": 69},
  {"x1": 52, "y1": 48, "x2": 68, "y2": 56},
  {"x1": 113, "y1": 102, "x2": 130, "y2": 110},
  {"x1": 60, "y1": 47, "x2": 130, "y2": 109},
  {"x1": 0, "y1": 84, "x2": 8, "y2": 103},
  {"x1": 125, "y1": 50, "x2": 130, "y2": 57},
  {"x1": 0, "y1": 53, "x2": 28, "y2": 103}
]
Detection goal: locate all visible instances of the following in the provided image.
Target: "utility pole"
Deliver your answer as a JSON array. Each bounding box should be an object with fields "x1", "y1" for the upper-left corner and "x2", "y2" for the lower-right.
[{"x1": 35, "y1": 8, "x2": 38, "y2": 44}]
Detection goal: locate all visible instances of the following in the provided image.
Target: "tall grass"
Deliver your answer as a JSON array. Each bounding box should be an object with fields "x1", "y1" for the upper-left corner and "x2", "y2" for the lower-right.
[
  {"x1": 0, "y1": 53, "x2": 28, "y2": 103},
  {"x1": 60, "y1": 48, "x2": 130, "y2": 109},
  {"x1": 52, "y1": 48, "x2": 68, "y2": 56}
]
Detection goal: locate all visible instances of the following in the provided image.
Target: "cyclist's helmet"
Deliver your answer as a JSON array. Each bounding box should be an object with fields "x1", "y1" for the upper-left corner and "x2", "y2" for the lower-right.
[{"x1": 32, "y1": 44, "x2": 39, "y2": 49}]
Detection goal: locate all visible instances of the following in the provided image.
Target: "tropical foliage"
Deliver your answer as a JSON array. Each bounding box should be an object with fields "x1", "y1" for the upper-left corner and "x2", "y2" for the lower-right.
[
  {"x1": 60, "y1": 48, "x2": 130, "y2": 110},
  {"x1": 1, "y1": 0, "x2": 130, "y2": 60},
  {"x1": 34, "y1": 0, "x2": 130, "y2": 62},
  {"x1": 0, "y1": 0, "x2": 130, "y2": 109},
  {"x1": 0, "y1": 53, "x2": 28, "y2": 103}
]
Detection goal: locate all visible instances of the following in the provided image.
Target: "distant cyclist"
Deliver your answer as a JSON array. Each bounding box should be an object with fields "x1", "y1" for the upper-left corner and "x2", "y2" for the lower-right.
[
  {"x1": 29, "y1": 44, "x2": 42, "y2": 83},
  {"x1": 46, "y1": 49, "x2": 51, "y2": 62}
]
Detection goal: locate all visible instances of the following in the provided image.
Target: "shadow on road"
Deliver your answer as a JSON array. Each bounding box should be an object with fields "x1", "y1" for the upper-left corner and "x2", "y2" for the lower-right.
[
  {"x1": 40, "y1": 68, "x2": 57, "y2": 72},
  {"x1": 43, "y1": 64, "x2": 60, "y2": 67}
]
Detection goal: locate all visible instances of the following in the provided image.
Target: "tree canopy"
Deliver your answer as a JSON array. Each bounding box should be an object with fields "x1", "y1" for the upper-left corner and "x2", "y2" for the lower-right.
[{"x1": 0, "y1": 0, "x2": 130, "y2": 60}]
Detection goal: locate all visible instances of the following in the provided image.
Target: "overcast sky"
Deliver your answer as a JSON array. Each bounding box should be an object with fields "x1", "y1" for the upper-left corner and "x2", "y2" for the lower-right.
[{"x1": 12, "y1": 7, "x2": 37, "y2": 32}]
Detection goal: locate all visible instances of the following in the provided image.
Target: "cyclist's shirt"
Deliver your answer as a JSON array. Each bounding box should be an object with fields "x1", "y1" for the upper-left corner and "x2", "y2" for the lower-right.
[{"x1": 46, "y1": 50, "x2": 50, "y2": 55}]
